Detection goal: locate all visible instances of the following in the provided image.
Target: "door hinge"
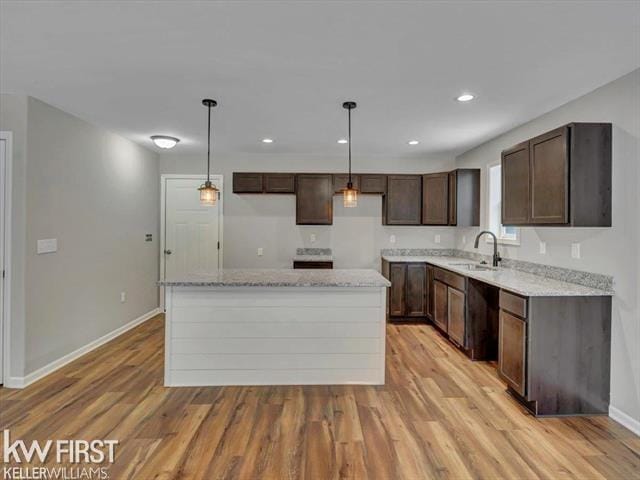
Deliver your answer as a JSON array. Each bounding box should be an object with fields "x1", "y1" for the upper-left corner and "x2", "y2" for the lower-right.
[{"x1": 217, "y1": 241, "x2": 220, "y2": 250}]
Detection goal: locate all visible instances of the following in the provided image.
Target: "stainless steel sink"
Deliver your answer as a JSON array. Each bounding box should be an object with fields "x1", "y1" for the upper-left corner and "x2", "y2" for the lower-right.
[{"x1": 447, "y1": 262, "x2": 498, "y2": 271}]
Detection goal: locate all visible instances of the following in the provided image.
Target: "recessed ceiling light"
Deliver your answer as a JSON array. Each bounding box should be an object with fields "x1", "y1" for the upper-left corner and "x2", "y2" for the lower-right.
[
  {"x1": 337, "y1": 139, "x2": 348, "y2": 144},
  {"x1": 408, "y1": 140, "x2": 419, "y2": 145},
  {"x1": 262, "y1": 138, "x2": 274, "y2": 143},
  {"x1": 456, "y1": 93, "x2": 475, "y2": 102},
  {"x1": 151, "y1": 135, "x2": 180, "y2": 149}
]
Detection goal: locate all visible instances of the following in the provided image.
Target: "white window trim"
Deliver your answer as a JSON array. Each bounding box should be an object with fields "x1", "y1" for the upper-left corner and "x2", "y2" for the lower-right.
[{"x1": 486, "y1": 161, "x2": 521, "y2": 246}]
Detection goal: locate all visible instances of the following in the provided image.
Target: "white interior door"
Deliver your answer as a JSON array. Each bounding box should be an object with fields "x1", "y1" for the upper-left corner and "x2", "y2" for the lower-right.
[{"x1": 164, "y1": 178, "x2": 221, "y2": 283}]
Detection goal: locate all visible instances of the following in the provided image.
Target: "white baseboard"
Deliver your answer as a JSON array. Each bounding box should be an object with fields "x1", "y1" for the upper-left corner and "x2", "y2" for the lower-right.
[
  {"x1": 609, "y1": 405, "x2": 640, "y2": 437},
  {"x1": 4, "y1": 308, "x2": 160, "y2": 389}
]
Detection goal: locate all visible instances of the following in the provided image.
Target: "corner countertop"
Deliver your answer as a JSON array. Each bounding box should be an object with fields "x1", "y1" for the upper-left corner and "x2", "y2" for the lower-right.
[
  {"x1": 159, "y1": 268, "x2": 390, "y2": 288},
  {"x1": 382, "y1": 255, "x2": 614, "y2": 297}
]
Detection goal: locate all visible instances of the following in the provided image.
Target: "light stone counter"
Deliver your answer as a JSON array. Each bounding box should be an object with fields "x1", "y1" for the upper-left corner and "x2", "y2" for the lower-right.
[
  {"x1": 382, "y1": 255, "x2": 613, "y2": 297},
  {"x1": 159, "y1": 268, "x2": 389, "y2": 288}
]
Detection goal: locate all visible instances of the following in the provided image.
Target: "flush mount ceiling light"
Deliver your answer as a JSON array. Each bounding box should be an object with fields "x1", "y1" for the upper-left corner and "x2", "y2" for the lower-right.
[
  {"x1": 337, "y1": 139, "x2": 348, "y2": 144},
  {"x1": 341, "y1": 101, "x2": 358, "y2": 208},
  {"x1": 408, "y1": 140, "x2": 419, "y2": 145},
  {"x1": 456, "y1": 93, "x2": 475, "y2": 102},
  {"x1": 150, "y1": 135, "x2": 179, "y2": 149},
  {"x1": 262, "y1": 138, "x2": 274, "y2": 143},
  {"x1": 198, "y1": 99, "x2": 219, "y2": 206}
]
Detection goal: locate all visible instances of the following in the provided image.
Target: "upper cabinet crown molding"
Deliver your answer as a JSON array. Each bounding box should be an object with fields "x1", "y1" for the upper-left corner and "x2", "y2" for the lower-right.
[{"x1": 501, "y1": 123, "x2": 612, "y2": 227}]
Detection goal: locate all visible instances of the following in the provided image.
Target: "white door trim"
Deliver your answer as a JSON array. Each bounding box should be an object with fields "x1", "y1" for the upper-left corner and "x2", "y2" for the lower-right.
[
  {"x1": 159, "y1": 174, "x2": 224, "y2": 310},
  {"x1": 0, "y1": 132, "x2": 13, "y2": 386}
]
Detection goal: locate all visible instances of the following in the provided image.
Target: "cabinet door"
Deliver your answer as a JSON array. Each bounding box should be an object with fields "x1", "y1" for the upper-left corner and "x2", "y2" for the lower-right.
[
  {"x1": 433, "y1": 280, "x2": 448, "y2": 332},
  {"x1": 422, "y1": 173, "x2": 449, "y2": 225},
  {"x1": 388, "y1": 263, "x2": 407, "y2": 317},
  {"x1": 333, "y1": 174, "x2": 360, "y2": 194},
  {"x1": 295, "y1": 174, "x2": 334, "y2": 225},
  {"x1": 530, "y1": 126, "x2": 569, "y2": 224},
  {"x1": 384, "y1": 175, "x2": 422, "y2": 225},
  {"x1": 233, "y1": 173, "x2": 264, "y2": 193},
  {"x1": 448, "y1": 171, "x2": 457, "y2": 225},
  {"x1": 360, "y1": 174, "x2": 387, "y2": 194},
  {"x1": 264, "y1": 173, "x2": 295, "y2": 193},
  {"x1": 501, "y1": 142, "x2": 530, "y2": 224},
  {"x1": 426, "y1": 265, "x2": 434, "y2": 320},
  {"x1": 447, "y1": 287, "x2": 465, "y2": 346},
  {"x1": 406, "y1": 264, "x2": 427, "y2": 317},
  {"x1": 498, "y1": 310, "x2": 527, "y2": 396}
]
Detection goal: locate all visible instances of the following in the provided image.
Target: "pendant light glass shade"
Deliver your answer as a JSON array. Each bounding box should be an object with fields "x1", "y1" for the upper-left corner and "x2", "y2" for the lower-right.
[
  {"x1": 198, "y1": 180, "x2": 218, "y2": 206},
  {"x1": 343, "y1": 182, "x2": 358, "y2": 208},
  {"x1": 199, "y1": 98, "x2": 218, "y2": 206},
  {"x1": 342, "y1": 101, "x2": 358, "y2": 208}
]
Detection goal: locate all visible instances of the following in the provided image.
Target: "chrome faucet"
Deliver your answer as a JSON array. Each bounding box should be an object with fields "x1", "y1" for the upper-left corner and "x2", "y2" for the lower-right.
[{"x1": 474, "y1": 231, "x2": 502, "y2": 267}]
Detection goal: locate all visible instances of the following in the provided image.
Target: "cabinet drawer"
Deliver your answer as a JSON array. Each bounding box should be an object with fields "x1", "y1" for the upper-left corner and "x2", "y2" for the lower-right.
[
  {"x1": 499, "y1": 290, "x2": 527, "y2": 319},
  {"x1": 433, "y1": 267, "x2": 466, "y2": 291}
]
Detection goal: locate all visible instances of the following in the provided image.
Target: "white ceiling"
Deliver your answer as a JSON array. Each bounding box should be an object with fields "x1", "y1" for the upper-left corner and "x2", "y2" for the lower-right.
[{"x1": 1, "y1": 1, "x2": 639, "y2": 159}]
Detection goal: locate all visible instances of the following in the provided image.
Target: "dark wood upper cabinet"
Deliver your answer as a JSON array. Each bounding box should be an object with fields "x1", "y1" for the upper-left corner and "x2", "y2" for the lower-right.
[
  {"x1": 406, "y1": 263, "x2": 427, "y2": 317},
  {"x1": 332, "y1": 174, "x2": 360, "y2": 194},
  {"x1": 422, "y1": 170, "x2": 479, "y2": 226},
  {"x1": 360, "y1": 174, "x2": 387, "y2": 194},
  {"x1": 530, "y1": 126, "x2": 569, "y2": 224},
  {"x1": 383, "y1": 175, "x2": 422, "y2": 225},
  {"x1": 422, "y1": 173, "x2": 449, "y2": 225},
  {"x1": 502, "y1": 123, "x2": 611, "y2": 227},
  {"x1": 264, "y1": 173, "x2": 296, "y2": 193},
  {"x1": 295, "y1": 174, "x2": 334, "y2": 225},
  {"x1": 233, "y1": 172, "x2": 263, "y2": 193},
  {"x1": 502, "y1": 142, "x2": 531, "y2": 224}
]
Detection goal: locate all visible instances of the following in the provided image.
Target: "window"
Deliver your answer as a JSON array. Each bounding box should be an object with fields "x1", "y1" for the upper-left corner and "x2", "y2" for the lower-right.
[{"x1": 487, "y1": 163, "x2": 520, "y2": 245}]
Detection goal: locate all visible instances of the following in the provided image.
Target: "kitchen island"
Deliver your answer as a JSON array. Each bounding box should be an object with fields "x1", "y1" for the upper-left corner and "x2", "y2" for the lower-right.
[{"x1": 159, "y1": 269, "x2": 390, "y2": 387}]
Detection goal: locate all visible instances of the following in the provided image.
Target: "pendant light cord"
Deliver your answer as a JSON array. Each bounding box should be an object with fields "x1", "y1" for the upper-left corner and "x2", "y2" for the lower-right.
[
  {"x1": 206, "y1": 103, "x2": 212, "y2": 182},
  {"x1": 348, "y1": 106, "x2": 352, "y2": 184}
]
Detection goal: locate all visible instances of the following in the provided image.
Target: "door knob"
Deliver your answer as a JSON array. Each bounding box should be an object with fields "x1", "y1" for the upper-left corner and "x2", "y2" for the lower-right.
[{"x1": 164, "y1": 249, "x2": 172, "y2": 255}]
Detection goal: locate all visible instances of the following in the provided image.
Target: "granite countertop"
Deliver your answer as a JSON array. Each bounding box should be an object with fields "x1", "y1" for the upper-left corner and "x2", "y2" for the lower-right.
[
  {"x1": 159, "y1": 269, "x2": 390, "y2": 288},
  {"x1": 293, "y1": 255, "x2": 334, "y2": 262},
  {"x1": 382, "y1": 255, "x2": 614, "y2": 297}
]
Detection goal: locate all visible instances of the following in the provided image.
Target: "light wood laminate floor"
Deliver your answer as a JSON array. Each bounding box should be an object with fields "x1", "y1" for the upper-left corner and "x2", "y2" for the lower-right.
[{"x1": 1, "y1": 314, "x2": 638, "y2": 479}]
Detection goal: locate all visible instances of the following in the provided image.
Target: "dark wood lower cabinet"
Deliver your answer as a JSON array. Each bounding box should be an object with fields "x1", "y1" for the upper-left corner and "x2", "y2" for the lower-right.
[
  {"x1": 406, "y1": 264, "x2": 427, "y2": 317},
  {"x1": 447, "y1": 287, "x2": 465, "y2": 346},
  {"x1": 498, "y1": 309, "x2": 527, "y2": 396},
  {"x1": 382, "y1": 260, "x2": 427, "y2": 322},
  {"x1": 433, "y1": 280, "x2": 448, "y2": 332},
  {"x1": 388, "y1": 263, "x2": 406, "y2": 317}
]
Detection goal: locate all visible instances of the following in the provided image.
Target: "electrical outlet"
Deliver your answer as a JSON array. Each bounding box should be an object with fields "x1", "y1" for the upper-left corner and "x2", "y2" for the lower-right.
[
  {"x1": 435, "y1": 234, "x2": 441, "y2": 244},
  {"x1": 257, "y1": 248, "x2": 264, "y2": 256},
  {"x1": 571, "y1": 243, "x2": 581, "y2": 259},
  {"x1": 539, "y1": 241, "x2": 546, "y2": 254},
  {"x1": 310, "y1": 233, "x2": 316, "y2": 243},
  {"x1": 120, "y1": 292, "x2": 126, "y2": 303},
  {"x1": 390, "y1": 235, "x2": 396, "y2": 244},
  {"x1": 37, "y1": 238, "x2": 57, "y2": 254}
]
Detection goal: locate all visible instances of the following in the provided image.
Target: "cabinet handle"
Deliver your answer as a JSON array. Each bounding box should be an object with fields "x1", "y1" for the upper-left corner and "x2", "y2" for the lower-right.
[{"x1": 164, "y1": 249, "x2": 172, "y2": 255}]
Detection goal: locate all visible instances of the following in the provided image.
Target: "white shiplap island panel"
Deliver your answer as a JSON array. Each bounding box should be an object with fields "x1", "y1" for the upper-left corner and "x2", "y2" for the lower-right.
[{"x1": 161, "y1": 270, "x2": 390, "y2": 387}]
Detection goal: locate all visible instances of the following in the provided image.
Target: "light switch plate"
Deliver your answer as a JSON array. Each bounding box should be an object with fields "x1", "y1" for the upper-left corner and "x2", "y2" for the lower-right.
[
  {"x1": 257, "y1": 247, "x2": 264, "y2": 256},
  {"x1": 37, "y1": 238, "x2": 57, "y2": 254},
  {"x1": 571, "y1": 243, "x2": 581, "y2": 259},
  {"x1": 435, "y1": 234, "x2": 441, "y2": 244},
  {"x1": 310, "y1": 234, "x2": 316, "y2": 243},
  {"x1": 390, "y1": 235, "x2": 396, "y2": 244},
  {"x1": 539, "y1": 241, "x2": 546, "y2": 254}
]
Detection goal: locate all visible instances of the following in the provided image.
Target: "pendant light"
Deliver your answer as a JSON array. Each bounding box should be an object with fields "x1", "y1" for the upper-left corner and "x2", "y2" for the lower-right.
[
  {"x1": 342, "y1": 101, "x2": 358, "y2": 208},
  {"x1": 198, "y1": 98, "x2": 219, "y2": 206}
]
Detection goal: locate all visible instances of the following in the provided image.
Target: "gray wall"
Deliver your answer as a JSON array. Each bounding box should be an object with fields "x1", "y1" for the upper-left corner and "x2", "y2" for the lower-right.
[
  {"x1": 455, "y1": 69, "x2": 640, "y2": 424},
  {"x1": 1, "y1": 95, "x2": 160, "y2": 377},
  {"x1": 159, "y1": 153, "x2": 457, "y2": 269}
]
